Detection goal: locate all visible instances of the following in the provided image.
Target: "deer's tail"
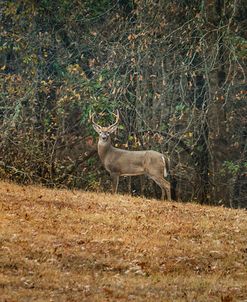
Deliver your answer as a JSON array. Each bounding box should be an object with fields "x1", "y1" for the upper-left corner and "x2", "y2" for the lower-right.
[{"x1": 161, "y1": 155, "x2": 169, "y2": 178}]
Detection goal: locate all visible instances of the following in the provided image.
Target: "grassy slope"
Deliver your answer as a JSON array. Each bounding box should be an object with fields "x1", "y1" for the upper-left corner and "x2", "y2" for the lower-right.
[{"x1": 0, "y1": 181, "x2": 246, "y2": 302}]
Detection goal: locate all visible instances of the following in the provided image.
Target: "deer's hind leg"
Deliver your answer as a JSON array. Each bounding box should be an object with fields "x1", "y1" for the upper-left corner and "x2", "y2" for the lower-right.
[
  {"x1": 161, "y1": 178, "x2": 171, "y2": 201},
  {"x1": 144, "y1": 153, "x2": 171, "y2": 200},
  {"x1": 151, "y1": 176, "x2": 171, "y2": 201}
]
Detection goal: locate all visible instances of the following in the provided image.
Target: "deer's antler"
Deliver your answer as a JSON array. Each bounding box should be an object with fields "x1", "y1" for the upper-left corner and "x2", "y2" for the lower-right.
[{"x1": 108, "y1": 110, "x2": 120, "y2": 131}]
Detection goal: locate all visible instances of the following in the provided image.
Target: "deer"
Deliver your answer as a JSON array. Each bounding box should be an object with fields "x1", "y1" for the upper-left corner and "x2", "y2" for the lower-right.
[{"x1": 91, "y1": 110, "x2": 171, "y2": 201}]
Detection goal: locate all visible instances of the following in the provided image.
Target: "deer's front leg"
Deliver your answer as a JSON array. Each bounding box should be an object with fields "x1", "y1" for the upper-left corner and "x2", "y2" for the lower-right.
[
  {"x1": 140, "y1": 175, "x2": 145, "y2": 196},
  {"x1": 111, "y1": 173, "x2": 119, "y2": 194}
]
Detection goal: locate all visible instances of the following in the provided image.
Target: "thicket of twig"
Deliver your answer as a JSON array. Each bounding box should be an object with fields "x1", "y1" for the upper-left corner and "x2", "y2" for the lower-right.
[{"x1": 0, "y1": 1, "x2": 246, "y2": 207}]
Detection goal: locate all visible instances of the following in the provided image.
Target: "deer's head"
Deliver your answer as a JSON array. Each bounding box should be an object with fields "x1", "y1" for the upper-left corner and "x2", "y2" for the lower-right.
[{"x1": 91, "y1": 110, "x2": 120, "y2": 143}]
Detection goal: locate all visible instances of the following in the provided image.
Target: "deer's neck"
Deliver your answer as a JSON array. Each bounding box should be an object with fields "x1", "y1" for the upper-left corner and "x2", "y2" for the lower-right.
[{"x1": 97, "y1": 139, "x2": 113, "y2": 163}]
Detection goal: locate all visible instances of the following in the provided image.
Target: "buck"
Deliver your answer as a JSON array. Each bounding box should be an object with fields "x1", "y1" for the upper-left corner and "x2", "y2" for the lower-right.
[{"x1": 91, "y1": 110, "x2": 171, "y2": 201}]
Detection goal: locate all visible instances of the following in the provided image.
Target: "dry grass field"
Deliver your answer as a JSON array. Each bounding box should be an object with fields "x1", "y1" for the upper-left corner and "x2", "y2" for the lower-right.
[{"x1": 0, "y1": 181, "x2": 247, "y2": 302}]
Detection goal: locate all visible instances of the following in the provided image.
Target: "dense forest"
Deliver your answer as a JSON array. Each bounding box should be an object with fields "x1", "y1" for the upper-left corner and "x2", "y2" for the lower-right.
[{"x1": 0, "y1": 0, "x2": 246, "y2": 207}]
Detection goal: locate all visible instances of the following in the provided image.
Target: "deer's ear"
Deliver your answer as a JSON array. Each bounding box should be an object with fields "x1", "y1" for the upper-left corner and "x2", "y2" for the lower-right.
[{"x1": 92, "y1": 124, "x2": 101, "y2": 134}]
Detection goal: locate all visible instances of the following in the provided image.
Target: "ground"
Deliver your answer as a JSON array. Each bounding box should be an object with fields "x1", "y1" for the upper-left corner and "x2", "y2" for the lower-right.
[{"x1": 0, "y1": 181, "x2": 247, "y2": 302}]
